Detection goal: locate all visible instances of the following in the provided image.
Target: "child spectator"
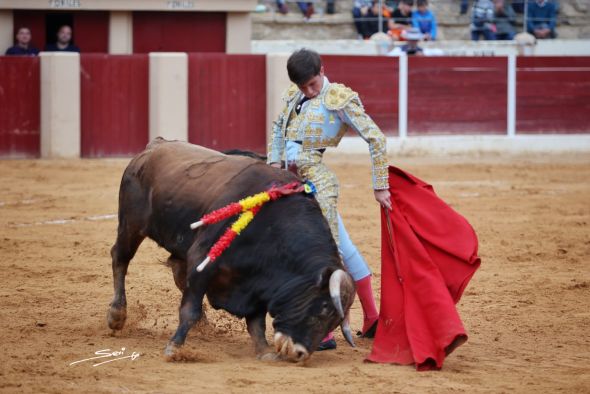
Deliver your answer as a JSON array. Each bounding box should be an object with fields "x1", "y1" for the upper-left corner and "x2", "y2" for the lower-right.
[
  {"x1": 353, "y1": 1, "x2": 390, "y2": 39},
  {"x1": 276, "y1": 1, "x2": 315, "y2": 19},
  {"x1": 388, "y1": 0, "x2": 414, "y2": 41},
  {"x1": 45, "y1": 25, "x2": 80, "y2": 52},
  {"x1": 388, "y1": 27, "x2": 425, "y2": 55},
  {"x1": 5, "y1": 27, "x2": 39, "y2": 56},
  {"x1": 527, "y1": 0, "x2": 557, "y2": 39},
  {"x1": 494, "y1": 0, "x2": 516, "y2": 40},
  {"x1": 412, "y1": 0, "x2": 437, "y2": 40},
  {"x1": 471, "y1": 0, "x2": 496, "y2": 40}
]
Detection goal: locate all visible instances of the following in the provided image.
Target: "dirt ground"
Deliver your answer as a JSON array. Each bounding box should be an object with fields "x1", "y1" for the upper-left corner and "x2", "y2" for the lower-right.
[{"x1": 0, "y1": 152, "x2": 589, "y2": 393}]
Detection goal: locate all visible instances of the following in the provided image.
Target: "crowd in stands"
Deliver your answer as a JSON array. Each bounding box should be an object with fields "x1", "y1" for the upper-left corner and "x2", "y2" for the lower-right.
[
  {"x1": 5, "y1": 1, "x2": 561, "y2": 56},
  {"x1": 269, "y1": 0, "x2": 558, "y2": 42},
  {"x1": 4, "y1": 25, "x2": 80, "y2": 56},
  {"x1": 469, "y1": 0, "x2": 557, "y2": 40}
]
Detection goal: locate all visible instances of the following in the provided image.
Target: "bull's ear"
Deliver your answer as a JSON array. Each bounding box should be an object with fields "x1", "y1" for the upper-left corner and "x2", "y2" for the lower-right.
[{"x1": 316, "y1": 266, "x2": 336, "y2": 288}]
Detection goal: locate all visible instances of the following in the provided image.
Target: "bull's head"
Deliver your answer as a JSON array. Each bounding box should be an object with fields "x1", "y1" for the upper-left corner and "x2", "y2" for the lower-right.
[{"x1": 269, "y1": 268, "x2": 356, "y2": 363}]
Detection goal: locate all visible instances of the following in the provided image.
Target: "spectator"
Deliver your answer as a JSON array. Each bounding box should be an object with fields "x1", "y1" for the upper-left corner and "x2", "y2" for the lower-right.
[
  {"x1": 471, "y1": 0, "x2": 496, "y2": 40},
  {"x1": 527, "y1": 0, "x2": 557, "y2": 39},
  {"x1": 388, "y1": 28, "x2": 424, "y2": 56},
  {"x1": 326, "y1": 0, "x2": 336, "y2": 14},
  {"x1": 388, "y1": 0, "x2": 414, "y2": 41},
  {"x1": 45, "y1": 25, "x2": 80, "y2": 52},
  {"x1": 461, "y1": 0, "x2": 470, "y2": 14},
  {"x1": 275, "y1": 1, "x2": 315, "y2": 19},
  {"x1": 412, "y1": 0, "x2": 437, "y2": 40},
  {"x1": 494, "y1": 0, "x2": 516, "y2": 40},
  {"x1": 353, "y1": 1, "x2": 390, "y2": 39},
  {"x1": 5, "y1": 27, "x2": 39, "y2": 56}
]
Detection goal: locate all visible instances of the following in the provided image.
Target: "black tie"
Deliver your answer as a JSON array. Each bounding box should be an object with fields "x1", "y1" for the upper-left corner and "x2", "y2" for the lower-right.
[{"x1": 295, "y1": 96, "x2": 310, "y2": 115}]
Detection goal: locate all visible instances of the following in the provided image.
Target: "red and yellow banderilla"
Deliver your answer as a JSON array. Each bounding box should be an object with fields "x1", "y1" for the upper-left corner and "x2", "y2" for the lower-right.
[{"x1": 189, "y1": 182, "x2": 304, "y2": 272}]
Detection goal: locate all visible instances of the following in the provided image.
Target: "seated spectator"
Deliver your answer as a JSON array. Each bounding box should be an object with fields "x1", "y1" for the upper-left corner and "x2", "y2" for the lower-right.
[
  {"x1": 494, "y1": 0, "x2": 516, "y2": 40},
  {"x1": 412, "y1": 0, "x2": 437, "y2": 41},
  {"x1": 353, "y1": 1, "x2": 390, "y2": 39},
  {"x1": 45, "y1": 25, "x2": 80, "y2": 52},
  {"x1": 527, "y1": 0, "x2": 557, "y2": 39},
  {"x1": 388, "y1": 28, "x2": 424, "y2": 56},
  {"x1": 388, "y1": 0, "x2": 414, "y2": 41},
  {"x1": 275, "y1": 1, "x2": 315, "y2": 19},
  {"x1": 326, "y1": 0, "x2": 336, "y2": 14},
  {"x1": 5, "y1": 27, "x2": 39, "y2": 56},
  {"x1": 471, "y1": 0, "x2": 496, "y2": 40},
  {"x1": 461, "y1": 0, "x2": 470, "y2": 15}
]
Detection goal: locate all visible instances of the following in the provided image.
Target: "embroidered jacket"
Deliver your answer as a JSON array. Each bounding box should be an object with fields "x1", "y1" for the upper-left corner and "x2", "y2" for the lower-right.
[{"x1": 267, "y1": 77, "x2": 388, "y2": 190}]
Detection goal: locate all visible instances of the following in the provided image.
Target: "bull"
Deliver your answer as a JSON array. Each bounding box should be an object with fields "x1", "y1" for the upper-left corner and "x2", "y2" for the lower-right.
[{"x1": 107, "y1": 138, "x2": 356, "y2": 362}]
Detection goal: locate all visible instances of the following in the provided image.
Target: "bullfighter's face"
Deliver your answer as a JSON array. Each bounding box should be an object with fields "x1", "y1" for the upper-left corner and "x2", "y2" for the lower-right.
[{"x1": 297, "y1": 66, "x2": 325, "y2": 99}]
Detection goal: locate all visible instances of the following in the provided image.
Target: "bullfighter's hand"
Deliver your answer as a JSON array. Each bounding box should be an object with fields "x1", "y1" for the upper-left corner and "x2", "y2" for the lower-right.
[
  {"x1": 374, "y1": 189, "x2": 392, "y2": 211},
  {"x1": 270, "y1": 162, "x2": 281, "y2": 169}
]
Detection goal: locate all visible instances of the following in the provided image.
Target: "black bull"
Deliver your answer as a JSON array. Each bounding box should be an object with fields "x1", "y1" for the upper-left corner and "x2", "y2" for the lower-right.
[{"x1": 107, "y1": 139, "x2": 356, "y2": 362}]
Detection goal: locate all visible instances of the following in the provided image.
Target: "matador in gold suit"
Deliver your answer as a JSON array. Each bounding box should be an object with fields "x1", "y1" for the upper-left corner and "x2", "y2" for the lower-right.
[
  {"x1": 267, "y1": 78, "x2": 388, "y2": 243},
  {"x1": 267, "y1": 50, "x2": 389, "y2": 348}
]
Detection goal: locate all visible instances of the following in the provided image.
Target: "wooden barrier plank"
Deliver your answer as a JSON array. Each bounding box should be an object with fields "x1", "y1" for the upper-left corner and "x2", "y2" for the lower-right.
[
  {"x1": 322, "y1": 55, "x2": 399, "y2": 135},
  {"x1": 80, "y1": 54, "x2": 149, "y2": 157},
  {"x1": 517, "y1": 57, "x2": 590, "y2": 134},
  {"x1": 0, "y1": 56, "x2": 40, "y2": 158},
  {"x1": 188, "y1": 53, "x2": 267, "y2": 153},
  {"x1": 408, "y1": 57, "x2": 507, "y2": 135}
]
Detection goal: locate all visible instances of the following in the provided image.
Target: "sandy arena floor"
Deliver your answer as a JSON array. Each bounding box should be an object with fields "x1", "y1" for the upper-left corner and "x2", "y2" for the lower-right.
[{"x1": 0, "y1": 152, "x2": 589, "y2": 393}]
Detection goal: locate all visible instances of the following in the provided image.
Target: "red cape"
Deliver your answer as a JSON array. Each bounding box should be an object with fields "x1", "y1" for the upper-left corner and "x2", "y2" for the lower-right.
[{"x1": 367, "y1": 166, "x2": 481, "y2": 370}]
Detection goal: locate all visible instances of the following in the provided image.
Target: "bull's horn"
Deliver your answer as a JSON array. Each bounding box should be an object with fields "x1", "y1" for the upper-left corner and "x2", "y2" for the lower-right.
[
  {"x1": 190, "y1": 220, "x2": 204, "y2": 230},
  {"x1": 341, "y1": 314, "x2": 355, "y2": 347},
  {"x1": 329, "y1": 269, "x2": 347, "y2": 319}
]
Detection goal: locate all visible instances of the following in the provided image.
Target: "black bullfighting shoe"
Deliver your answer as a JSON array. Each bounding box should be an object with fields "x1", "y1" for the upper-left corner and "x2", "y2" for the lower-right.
[
  {"x1": 356, "y1": 320, "x2": 378, "y2": 339},
  {"x1": 317, "y1": 338, "x2": 337, "y2": 351}
]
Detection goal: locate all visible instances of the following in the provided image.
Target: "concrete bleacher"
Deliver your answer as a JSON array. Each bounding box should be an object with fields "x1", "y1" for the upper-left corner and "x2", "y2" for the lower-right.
[{"x1": 252, "y1": 0, "x2": 590, "y2": 40}]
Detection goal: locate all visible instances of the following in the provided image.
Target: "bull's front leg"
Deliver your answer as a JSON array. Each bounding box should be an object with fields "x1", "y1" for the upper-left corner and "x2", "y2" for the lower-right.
[
  {"x1": 107, "y1": 231, "x2": 144, "y2": 331},
  {"x1": 246, "y1": 311, "x2": 278, "y2": 361},
  {"x1": 164, "y1": 277, "x2": 206, "y2": 359}
]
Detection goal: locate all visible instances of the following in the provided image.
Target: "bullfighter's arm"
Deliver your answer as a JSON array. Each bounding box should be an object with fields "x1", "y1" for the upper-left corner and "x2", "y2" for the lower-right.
[
  {"x1": 339, "y1": 98, "x2": 389, "y2": 190},
  {"x1": 267, "y1": 110, "x2": 286, "y2": 165}
]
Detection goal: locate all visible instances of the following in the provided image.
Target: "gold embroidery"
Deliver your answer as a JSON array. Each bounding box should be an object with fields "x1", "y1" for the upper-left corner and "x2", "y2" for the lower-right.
[
  {"x1": 282, "y1": 84, "x2": 300, "y2": 103},
  {"x1": 306, "y1": 112, "x2": 325, "y2": 124},
  {"x1": 323, "y1": 83, "x2": 358, "y2": 110}
]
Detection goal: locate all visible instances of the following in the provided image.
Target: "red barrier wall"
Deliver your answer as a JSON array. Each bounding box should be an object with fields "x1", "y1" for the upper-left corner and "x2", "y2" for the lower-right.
[
  {"x1": 0, "y1": 57, "x2": 40, "y2": 158},
  {"x1": 80, "y1": 54, "x2": 149, "y2": 157},
  {"x1": 408, "y1": 57, "x2": 507, "y2": 135},
  {"x1": 133, "y1": 12, "x2": 226, "y2": 53},
  {"x1": 517, "y1": 57, "x2": 590, "y2": 134},
  {"x1": 322, "y1": 55, "x2": 398, "y2": 135},
  {"x1": 188, "y1": 53, "x2": 267, "y2": 153}
]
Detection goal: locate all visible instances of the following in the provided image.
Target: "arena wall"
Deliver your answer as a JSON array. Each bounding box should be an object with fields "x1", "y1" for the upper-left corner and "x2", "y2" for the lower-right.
[{"x1": 0, "y1": 53, "x2": 589, "y2": 158}]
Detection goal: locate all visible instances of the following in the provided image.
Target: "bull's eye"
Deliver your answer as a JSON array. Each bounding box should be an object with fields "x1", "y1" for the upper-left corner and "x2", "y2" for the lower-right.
[{"x1": 320, "y1": 301, "x2": 330, "y2": 315}]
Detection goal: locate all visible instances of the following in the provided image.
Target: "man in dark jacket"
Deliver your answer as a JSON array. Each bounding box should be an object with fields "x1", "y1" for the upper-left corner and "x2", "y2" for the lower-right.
[
  {"x1": 45, "y1": 25, "x2": 80, "y2": 52},
  {"x1": 5, "y1": 27, "x2": 39, "y2": 56}
]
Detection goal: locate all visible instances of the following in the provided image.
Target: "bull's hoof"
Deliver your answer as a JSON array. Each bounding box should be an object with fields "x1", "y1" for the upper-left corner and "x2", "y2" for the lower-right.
[
  {"x1": 257, "y1": 352, "x2": 281, "y2": 362},
  {"x1": 163, "y1": 342, "x2": 202, "y2": 362},
  {"x1": 107, "y1": 306, "x2": 127, "y2": 331},
  {"x1": 164, "y1": 342, "x2": 179, "y2": 359}
]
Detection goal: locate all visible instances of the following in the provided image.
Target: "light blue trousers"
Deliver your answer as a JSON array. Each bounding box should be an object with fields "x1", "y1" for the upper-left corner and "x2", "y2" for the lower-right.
[
  {"x1": 285, "y1": 141, "x2": 371, "y2": 281},
  {"x1": 338, "y1": 214, "x2": 371, "y2": 281}
]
